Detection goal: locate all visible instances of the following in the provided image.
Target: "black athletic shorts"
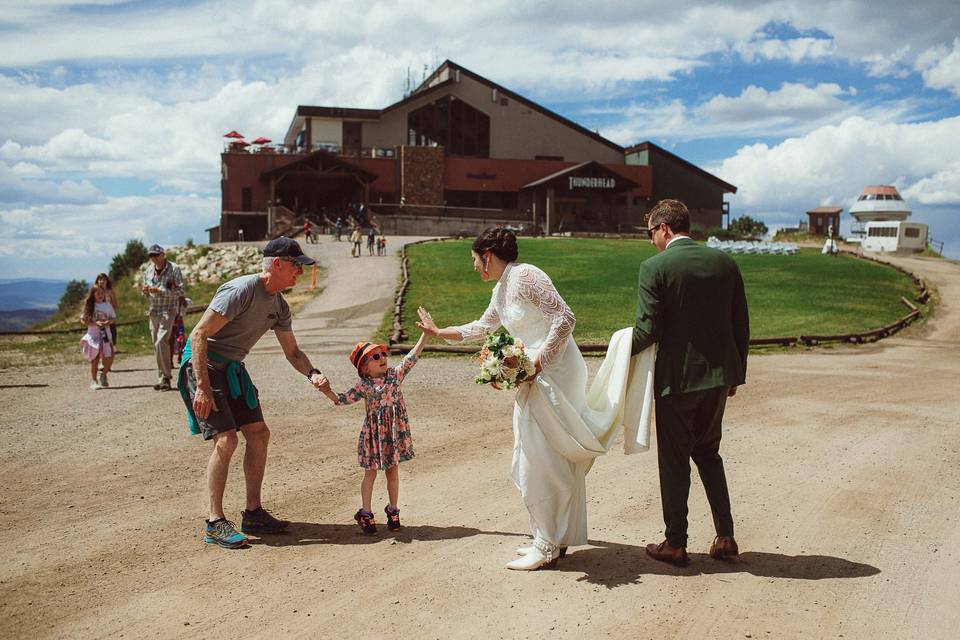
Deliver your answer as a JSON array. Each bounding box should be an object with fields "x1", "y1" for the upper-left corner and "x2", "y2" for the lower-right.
[{"x1": 183, "y1": 361, "x2": 264, "y2": 440}]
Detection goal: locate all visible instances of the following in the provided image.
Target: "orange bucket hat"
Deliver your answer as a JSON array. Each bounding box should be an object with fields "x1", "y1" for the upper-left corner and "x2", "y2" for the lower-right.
[{"x1": 349, "y1": 342, "x2": 387, "y2": 373}]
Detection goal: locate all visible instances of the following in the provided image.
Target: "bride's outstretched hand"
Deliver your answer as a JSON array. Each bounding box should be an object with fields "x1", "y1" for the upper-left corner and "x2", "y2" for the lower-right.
[{"x1": 416, "y1": 306, "x2": 440, "y2": 336}]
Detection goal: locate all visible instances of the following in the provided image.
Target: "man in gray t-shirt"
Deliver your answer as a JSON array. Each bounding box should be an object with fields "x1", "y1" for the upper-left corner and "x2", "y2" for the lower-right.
[{"x1": 180, "y1": 237, "x2": 330, "y2": 549}]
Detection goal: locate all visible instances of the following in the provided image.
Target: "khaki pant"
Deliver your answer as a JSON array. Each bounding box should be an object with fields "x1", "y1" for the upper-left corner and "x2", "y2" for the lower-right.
[{"x1": 149, "y1": 311, "x2": 175, "y2": 381}]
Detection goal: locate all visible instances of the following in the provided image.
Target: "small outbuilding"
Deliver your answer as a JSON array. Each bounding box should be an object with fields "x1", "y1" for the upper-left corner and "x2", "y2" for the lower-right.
[{"x1": 806, "y1": 206, "x2": 842, "y2": 236}]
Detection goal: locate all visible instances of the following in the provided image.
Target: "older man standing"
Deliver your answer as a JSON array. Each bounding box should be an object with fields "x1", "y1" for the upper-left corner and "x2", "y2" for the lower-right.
[
  {"x1": 179, "y1": 237, "x2": 329, "y2": 549},
  {"x1": 142, "y1": 244, "x2": 184, "y2": 391}
]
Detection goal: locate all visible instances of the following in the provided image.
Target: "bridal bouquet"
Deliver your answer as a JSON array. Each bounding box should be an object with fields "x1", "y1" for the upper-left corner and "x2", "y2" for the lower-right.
[{"x1": 475, "y1": 332, "x2": 536, "y2": 390}]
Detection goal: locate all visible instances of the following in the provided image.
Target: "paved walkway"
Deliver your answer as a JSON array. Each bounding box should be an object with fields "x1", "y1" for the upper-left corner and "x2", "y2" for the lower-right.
[{"x1": 249, "y1": 234, "x2": 436, "y2": 358}]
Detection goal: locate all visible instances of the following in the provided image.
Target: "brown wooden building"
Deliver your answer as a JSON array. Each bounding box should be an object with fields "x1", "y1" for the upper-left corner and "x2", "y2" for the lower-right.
[
  {"x1": 807, "y1": 206, "x2": 843, "y2": 236},
  {"x1": 213, "y1": 60, "x2": 736, "y2": 241}
]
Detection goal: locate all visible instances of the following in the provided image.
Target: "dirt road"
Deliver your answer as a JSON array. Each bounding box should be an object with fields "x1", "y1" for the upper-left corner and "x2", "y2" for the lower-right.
[{"x1": 1, "y1": 237, "x2": 958, "y2": 639}]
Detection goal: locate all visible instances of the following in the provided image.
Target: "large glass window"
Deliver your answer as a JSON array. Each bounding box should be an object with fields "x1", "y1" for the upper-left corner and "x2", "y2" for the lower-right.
[{"x1": 408, "y1": 97, "x2": 490, "y2": 157}]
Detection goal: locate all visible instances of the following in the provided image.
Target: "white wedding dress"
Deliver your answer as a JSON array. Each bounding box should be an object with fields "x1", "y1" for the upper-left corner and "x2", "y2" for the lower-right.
[{"x1": 450, "y1": 262, "x2": 656, "y2": 551}]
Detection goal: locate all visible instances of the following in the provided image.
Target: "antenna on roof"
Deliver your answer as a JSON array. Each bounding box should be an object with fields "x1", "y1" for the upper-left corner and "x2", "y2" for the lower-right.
[{"x1": 403, "y1": 66, "x2": 411, "y2": 98}]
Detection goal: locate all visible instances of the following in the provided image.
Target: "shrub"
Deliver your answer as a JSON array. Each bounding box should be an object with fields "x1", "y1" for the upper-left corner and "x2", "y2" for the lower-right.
[
  {"x1": 108, "y1": 239, "x2": 149, "y2": 281},
  {"x1": 58, "y1": 279, "x2": 89, "y2": 314}
]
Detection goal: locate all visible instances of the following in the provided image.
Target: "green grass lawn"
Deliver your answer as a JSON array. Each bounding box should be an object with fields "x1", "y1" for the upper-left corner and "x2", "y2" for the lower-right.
[{"x1": 398, "y1": 238, "x2": 920, "y2": 343}]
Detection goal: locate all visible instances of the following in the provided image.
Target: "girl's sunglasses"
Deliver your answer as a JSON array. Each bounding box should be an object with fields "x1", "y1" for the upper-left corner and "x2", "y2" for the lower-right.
[{"x1": 362, "y1": 352, "x2": 385, "y2": 365}]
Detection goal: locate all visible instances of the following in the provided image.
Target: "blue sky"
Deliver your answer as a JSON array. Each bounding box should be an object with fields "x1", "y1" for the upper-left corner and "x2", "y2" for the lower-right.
[{"x1": 1, "y1": 0, "x2": 959, "y2": 280}]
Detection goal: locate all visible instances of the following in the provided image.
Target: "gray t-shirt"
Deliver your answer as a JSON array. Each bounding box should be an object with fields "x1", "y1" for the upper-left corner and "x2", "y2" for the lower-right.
[{"x1": 205, "y1": 274, "x2": 292, "y2": 361}]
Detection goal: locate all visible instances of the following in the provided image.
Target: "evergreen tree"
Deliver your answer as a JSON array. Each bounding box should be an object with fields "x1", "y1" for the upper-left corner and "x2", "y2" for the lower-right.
[{"x1": 57, "y1": 279, "x2": 89, "y2": 314}]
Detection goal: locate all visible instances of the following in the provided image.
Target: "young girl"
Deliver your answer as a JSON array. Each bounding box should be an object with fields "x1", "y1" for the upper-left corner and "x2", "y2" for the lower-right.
[
  {"x1": 319, "y1": 330, "x2": 429, "y2": 534},
  {"x1": 80, "y1": 286, "x2": 116, "y2": 389},
  {"x1": 94, "y1": 273, "x2": 119, "y2": 350}
]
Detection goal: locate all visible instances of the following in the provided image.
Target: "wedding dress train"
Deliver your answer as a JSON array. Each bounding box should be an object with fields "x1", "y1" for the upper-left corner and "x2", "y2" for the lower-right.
[{"x1": 450, "y1": 262, "x2": 655, "y2": 557}]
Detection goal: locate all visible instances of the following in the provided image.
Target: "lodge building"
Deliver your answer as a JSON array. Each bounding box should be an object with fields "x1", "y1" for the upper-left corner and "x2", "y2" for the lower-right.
[{"x1": 212, "y1": 60, "x2": 736, "y2": 242}]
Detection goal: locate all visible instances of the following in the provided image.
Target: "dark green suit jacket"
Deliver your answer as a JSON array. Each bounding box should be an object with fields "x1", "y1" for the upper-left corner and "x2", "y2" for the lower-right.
[{"x1": 632, "y1": 237, "x2": 749, "y2": 398}]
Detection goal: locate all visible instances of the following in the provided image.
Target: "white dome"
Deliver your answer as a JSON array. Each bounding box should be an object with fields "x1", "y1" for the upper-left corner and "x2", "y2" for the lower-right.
[{"x1": 849, "y1": 185, "x2": 911, "y2": 222}]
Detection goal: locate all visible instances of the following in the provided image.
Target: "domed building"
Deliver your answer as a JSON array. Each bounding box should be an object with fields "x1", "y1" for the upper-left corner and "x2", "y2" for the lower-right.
[
  {"x1": 849, "y1": 185, "x2": 911, "y2": 223},
  {"x1": 849, "y1": 185, "x2": 927, "y2": 253}
]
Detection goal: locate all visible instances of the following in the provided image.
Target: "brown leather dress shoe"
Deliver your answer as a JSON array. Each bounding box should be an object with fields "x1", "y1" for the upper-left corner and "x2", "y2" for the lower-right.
[
  {"x1": 645, "y1": 540, "x2": 690, "y2": 566},
  {"x1": 709, "y1": 536, "x2": 739, "y2": 559}
]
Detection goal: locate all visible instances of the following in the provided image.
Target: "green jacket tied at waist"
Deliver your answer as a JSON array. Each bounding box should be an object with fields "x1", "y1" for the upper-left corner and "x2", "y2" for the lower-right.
[{"x1": 177, "y1": 338, "x2": 259, "y2": 435}]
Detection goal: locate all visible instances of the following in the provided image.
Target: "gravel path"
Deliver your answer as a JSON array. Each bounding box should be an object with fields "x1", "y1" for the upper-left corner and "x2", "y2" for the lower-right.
[{"x1": 1, "y1": 242, "x2": 958, "y2": 639}]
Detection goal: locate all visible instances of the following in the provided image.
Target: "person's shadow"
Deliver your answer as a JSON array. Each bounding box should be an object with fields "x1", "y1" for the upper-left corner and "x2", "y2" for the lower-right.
[
  {"x1": 248, "y1": 522, "x2": 518, "y2": 547},
  {"x1": 557, "y1": 540, "x2": 881, "y2": 588}
]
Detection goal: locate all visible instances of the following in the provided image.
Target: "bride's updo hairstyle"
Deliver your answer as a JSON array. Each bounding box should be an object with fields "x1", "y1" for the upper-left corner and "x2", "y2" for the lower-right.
[{"x1": 472, "y1": 226, "x2": 519, "y2": 263}]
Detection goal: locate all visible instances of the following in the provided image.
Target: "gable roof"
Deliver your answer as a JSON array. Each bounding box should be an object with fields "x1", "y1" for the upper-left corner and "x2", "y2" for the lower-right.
[
  {"x1": 521, "y1": 160, "x2": 638, "y2": 191},
  {"x1": 409, "y1": 61, "x2": 625, "y2": 154},
  {"x1": 261, "y1": 149, "x2": 378, "y2": 181},
  {"x1": 624, "y1": 141, "x2": 738, "y2": 194}
]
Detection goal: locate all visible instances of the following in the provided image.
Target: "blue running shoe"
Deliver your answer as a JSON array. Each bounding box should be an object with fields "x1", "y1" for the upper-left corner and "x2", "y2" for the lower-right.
[{"x1": 204, "y1": 518, "x2": 248, "y2": 548}]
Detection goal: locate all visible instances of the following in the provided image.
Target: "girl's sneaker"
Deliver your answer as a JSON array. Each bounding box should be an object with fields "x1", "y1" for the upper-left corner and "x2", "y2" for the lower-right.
[
  {"x1": 98, "y1": 372, "x2": 109, "y2": 388},
  {"x1": 354, "y1": 508, "x2": 377, "y2": 534},
  {"x1": 89, "y1": 380, "x2": 101, "y2": 390},
  {"x1": 385, "y1": 505, "x2": 401, "y2": 531}
]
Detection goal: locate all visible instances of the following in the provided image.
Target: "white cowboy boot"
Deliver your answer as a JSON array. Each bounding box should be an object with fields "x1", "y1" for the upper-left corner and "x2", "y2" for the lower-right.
[{"x1": 506, "y1": 539, "x2": 559, "y2": 571}]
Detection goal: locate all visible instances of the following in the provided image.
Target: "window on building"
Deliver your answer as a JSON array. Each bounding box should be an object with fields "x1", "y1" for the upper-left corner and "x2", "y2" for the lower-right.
[
  {"x1": 408, "y1": 97, "x2": 490, "y2": 157},
  {"x1": 904, "y1": 227, "x2": 919, "y2": 238},
  {"x1": 241, "y1": 187, "x2": 252, "y2": 212}
]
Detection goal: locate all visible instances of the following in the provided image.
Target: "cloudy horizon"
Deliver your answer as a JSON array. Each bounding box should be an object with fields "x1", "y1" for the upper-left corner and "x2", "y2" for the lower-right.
[{"x1": 2, "y1": 0, "x2": 959, "y2": 279}]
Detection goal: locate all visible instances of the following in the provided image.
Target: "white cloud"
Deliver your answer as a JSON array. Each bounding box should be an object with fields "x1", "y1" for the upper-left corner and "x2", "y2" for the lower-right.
[
  {"x1": 598, "y1": 82, "x2": 913, "y2": 144},
  {"x1": 0, "y1": 193, "x2": 219, "y2": 278},
  {"x1": 901, "y1": 162, "x2": 960, "y2": 204},
  {"x1": 713, "y1": 115, "x2": 960, "y2": 212},
  {"x1": 735, "y1": 37, "x2": 836, "y2": 63},
  {"x1": 700, "y1": 82, "x2": 848, "y2": 122},
  {"x1": 916, "y1": 38, "x2": 960, "y2": 96}
]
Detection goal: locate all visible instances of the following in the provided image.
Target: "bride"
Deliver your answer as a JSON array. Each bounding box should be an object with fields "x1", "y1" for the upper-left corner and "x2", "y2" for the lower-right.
[{"x1": 417, "y1": 227, "x2": 654, "y2": 571}]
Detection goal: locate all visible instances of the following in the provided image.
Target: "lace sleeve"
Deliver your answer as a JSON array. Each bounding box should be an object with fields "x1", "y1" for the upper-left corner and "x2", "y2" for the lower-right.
[
  {"x1": 514, "y1": 265, "x2": 576, "y2": 367},
  {"x1": 446, "y1": 296, "x2": 501, "y2": 344}
]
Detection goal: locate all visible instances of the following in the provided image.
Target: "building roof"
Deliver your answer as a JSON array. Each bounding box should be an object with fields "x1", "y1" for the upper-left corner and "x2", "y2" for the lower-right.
[
  {"x1": 294, "y1": 106, "x2": 381, "y2": 120},
  {"x1": 261, "y1": 149, "x2": 378, "y2": 181},
  {"x1": 861, "y1": 185, "x2": 902, "y2": 196},
  {"x1": 521, "y1": 160, "x2": 638, "y2": 191},
  {"x1": 624, "y1": 141, "x2": 738, "y2": 194},
  {"x1": 807, "y1": 206, "x2": 843, "y2": 214},
  {"x1": 286, "y1": 60, "x2": 625, "y2": 155},
  {"x1": 409, "y1": 61, "x2": 625, "y2": 154}
]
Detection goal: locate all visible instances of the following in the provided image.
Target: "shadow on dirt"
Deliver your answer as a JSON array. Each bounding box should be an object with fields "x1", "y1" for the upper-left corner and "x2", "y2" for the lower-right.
[
  {"x1": 248, "y1": 522, "x2": 520, "y2": 547},
  {"x1": 556, "y1": 540, "x2": 881, "y2": 588}
]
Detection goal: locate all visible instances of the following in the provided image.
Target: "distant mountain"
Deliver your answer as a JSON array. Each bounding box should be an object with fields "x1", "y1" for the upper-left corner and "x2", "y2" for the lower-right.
[
  {"x1": 0, "y1": 309, "x2": 55, "y2": 332},
  {"x1": 0, "y1": 279, "x2": 70, "y2": 312}
]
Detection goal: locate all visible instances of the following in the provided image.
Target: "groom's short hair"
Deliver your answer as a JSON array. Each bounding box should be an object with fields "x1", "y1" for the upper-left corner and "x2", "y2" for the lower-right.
[{"x1": 647, "y1": 199, "x2": 690, "y2": 233}]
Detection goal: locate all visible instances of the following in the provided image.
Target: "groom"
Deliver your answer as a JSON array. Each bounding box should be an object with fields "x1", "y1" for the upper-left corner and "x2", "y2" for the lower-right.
[{"x1": 632, "y1": 199, "x2": 749, "y2": 566}]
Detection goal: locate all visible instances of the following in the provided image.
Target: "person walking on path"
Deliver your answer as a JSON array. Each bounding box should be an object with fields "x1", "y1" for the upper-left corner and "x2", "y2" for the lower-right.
[
  {"x1": 304, "y1": 220, "x2": 314, "y2": 244},
  {"x1": 95, "y1": 273, "x2": 119, "y2": 351},
  {"x1": 179, "y1": 237, "x2": 329, "y2": 549},
  {"x1": 350, "y1": 227, "x2": 362, "y2": 257},
  {"x1": 80, "y1": 285, "x2": 116, "y2": 389},
  {"x1": 366, "y1": 228, "x2": 376, "y2": 256},
  {"x1": 335, "y1": 216, "x2": 343, "y2": 241},
  {"x1": 632, "y1": 199, "x2": 749, "y2": 567},
  {"x1": 142, "y1": 244, "x2": 184, "y2": 391}
]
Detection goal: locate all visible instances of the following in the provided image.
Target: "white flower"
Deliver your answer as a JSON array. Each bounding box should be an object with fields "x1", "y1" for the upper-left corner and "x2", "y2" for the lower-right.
[{"x1": 483, "y1": 356, "x2": 503, "y2": 378}]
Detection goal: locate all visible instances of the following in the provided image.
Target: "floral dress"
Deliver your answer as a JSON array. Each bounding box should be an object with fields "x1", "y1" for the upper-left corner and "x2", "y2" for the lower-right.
[{"x1": 336, "y1": 353, "x2": 418, "y2": 470}]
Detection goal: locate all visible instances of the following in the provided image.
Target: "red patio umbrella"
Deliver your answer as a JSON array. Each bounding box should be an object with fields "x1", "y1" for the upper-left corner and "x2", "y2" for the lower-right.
[
  {"x1": 223, "y1": 130, "x2": 245, "y2": 139},
  {"x1": 232, "y1": 140, "x2": 250, "y2": 147},
  {"x1": 251, "y1": 136, "x2": 272, "y2": 144}
]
